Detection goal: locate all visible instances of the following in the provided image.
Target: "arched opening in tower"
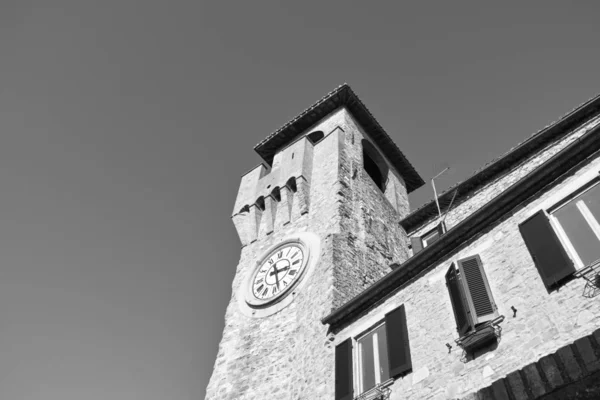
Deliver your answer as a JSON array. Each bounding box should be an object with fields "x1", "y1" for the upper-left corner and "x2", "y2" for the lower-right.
[{"x1": 362, "y1": 140, "x2": 388, "y2": 192}]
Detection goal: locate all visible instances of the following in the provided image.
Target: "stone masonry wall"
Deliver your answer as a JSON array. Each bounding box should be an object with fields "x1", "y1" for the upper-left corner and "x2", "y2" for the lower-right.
[
  {"x1": 206, "y1": 107, "x2": 416, "y2": 399},
  {"x1": 333, "y1": 154, "x2": 600, "y2": 400},
  {"x1": 411, "y1": 115, "x2": 600, "y2": 239},
  {"x1": 331, "y1": 110, "x2": 411, "y2": 308}
]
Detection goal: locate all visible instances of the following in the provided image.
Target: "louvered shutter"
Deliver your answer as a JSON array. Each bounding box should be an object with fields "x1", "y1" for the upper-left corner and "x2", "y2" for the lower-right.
[
  {"x1": 335, "y1": 339, "x2": 353, "y2": 400},
  {"x1": 457, "y1": 255, "x2": 498, "y2": 325},
  {"x1": 445, "y1": 264, "x2": 472, "y2": 335},
  {"x1": 519, "y1": 210, "x2": 576, "y2": 290},
  {"x1": 385, "y1": 304, "x2": 412, "y2": 378},
  {"x1": 411, "y1": 237, "x2": 423, "y2": 255}
]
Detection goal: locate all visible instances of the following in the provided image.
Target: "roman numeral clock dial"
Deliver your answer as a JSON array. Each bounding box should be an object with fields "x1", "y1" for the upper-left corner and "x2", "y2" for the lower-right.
[
  {"x1": 248, "y1": 243, "x2": 307, "y2": 305},
  {"x1": 239, "y1": 234, "x2": 320, "y2": 317}
]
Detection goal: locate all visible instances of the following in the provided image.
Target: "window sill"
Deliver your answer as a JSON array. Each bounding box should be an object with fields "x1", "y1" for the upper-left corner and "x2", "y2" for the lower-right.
[
  {"x1": 455, "y1": 316, "x2": 504, "y2": 354},
  {"x1": 354, "y1": 378, "x2": 393, "y2": 400}
]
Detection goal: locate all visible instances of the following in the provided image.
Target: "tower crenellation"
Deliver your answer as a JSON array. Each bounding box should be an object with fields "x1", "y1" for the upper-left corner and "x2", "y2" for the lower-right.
[{"x1": 207, "y1": 85, "x2": 424, "y2": 400}]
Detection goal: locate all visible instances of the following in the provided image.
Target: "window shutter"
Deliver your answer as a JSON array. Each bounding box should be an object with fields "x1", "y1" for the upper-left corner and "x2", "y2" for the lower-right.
[
  {"x1": 519, "y1": 210, "x2": 576, "y2": 290},
  {"x1": 445, "y1": 264, "x2": 472, "y2": 335},
  {"x1": 411, "y1": 237, "x2": 423, "y2": 255},
  {"x1": 385, "y1": 304, "x2": 412, "y2": 378},
  {"x1": 335, "y1": 339, "x2": 353, "y2": 400},
  {"x1": 457, "y1": 255, "x2": 498, "y2": 325}
]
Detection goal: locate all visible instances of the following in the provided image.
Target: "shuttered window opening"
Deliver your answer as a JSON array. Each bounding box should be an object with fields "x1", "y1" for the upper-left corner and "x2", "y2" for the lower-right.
[
  {"x1": 519, "y1": 180, "x2": 600, "y2": 291},
  {"x1": 411, "y1": 222, "x2": 447, "y2": 256},
  {"x1": 335, "y1": 339, "x2": 354, "y2": 400},
  {"x1": 549, "y1": 180, "x2": 600, "y2": 268},
  {"x1": 334, "y1": 304, "x2": 412, "y2": 399},
  {"x1": 446, "y1": 255, "x2": 499, "y2": 336},
  {"x1": 356, "y1": 323, "x2": 389, "y2": 394}
]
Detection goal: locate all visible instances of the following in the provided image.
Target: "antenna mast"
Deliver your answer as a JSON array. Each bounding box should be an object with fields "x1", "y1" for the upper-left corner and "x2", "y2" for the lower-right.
[{"x1": 431, "y1": 167, "x2": 449, "y2": 220}]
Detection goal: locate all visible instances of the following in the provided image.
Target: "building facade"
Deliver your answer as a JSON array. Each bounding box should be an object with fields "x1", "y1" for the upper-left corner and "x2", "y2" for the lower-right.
[{"x1": 205, "y1": 84, "x2": 600, "y2": 400}]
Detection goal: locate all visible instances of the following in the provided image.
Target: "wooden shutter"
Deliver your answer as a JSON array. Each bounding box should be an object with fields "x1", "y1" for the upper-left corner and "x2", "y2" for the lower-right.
[
  {"x1": 411, "y1": 237, "x2": 423, "y2": 255},
  {"x1": 445, "y1": 264, "x2": 472, "y2": 335},
  {"x1": 335, "y1": 339, "x2": 353, "y2": 400},
  {"x1": 457, "y1": 255, "x2": 498, "y2": 325},
  {"x1": 385, "y1": 304, "x2": 412, "y2": 378},
  {"x1": 519, "y1": 210, "x2": 576, "y2": 290}
]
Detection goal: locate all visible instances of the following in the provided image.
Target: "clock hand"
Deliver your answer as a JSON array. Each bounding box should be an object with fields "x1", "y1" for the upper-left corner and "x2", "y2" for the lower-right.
[
  {"x1": 269, "y1": 266, "x2": 290, "y2": 276},
  {"x1": 273, "y1": 266, "x2": 281, "y2": 289}
]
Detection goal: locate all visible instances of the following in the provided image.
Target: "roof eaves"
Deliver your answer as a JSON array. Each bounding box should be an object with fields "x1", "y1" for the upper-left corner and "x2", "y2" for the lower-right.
[
  {"x1": 322, "y1": 122, "x2": 600, "y2": 330},
  {"x1": 401, "y1": 92, "x2": 600, "y2": 233},
  {"x1": 253, "y1": 84, "x2": 425, "y2": 193}
]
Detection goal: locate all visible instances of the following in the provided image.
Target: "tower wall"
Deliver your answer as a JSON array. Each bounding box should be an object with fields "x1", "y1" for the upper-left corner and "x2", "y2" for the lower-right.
[{"x1": 207, "y1": 107, "x2": 414, "y2": 399}]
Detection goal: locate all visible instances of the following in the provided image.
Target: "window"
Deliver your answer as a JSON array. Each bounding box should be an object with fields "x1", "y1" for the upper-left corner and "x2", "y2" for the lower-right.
[
  {"x1": 519, "y1": 179, "x2": 600, "y2": 290},
  {"x1": 445, "y1": 255, "x2": 498, "y2": 336},
  {"x1": 356, "y1": 323, "x2": 390, "y2": 394},
  {"x1": 307, "y1": 130, "x2": 324, "y2": 144},
  {"x1": 421, "y1": 228, "x2": 441, "y2": 247},
  {"x1": 411, "y1": 222, "x2": 446, "y2": 255},
  {"x1": 549, "y1": 181, "x2": 600, "y2": 268},
  {"x1": 362, "y1": 140, "x2": 389, "y2": 192},
  {"x1": 334, "y1": 305, "x2": 412, "y2": 400}
]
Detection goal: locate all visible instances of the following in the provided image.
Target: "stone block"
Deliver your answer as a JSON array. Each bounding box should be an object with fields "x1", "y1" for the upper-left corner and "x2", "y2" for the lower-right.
[
  {"x1": 506, "y1": 371, "x2": 529, "y2": 400},
  {"x1": 557, "y1": 345, "x2": 583, "y2": 382},
  {"x1": 522, "y1": 363, "x2": 547, "y2": 398},
  {"x1": 539, "y1": 354, "x2": 564, "y2": 390},
  {"x1": 574, "y1": 337, "x2": 600, "y2": 373},
  {"x1": 274, "y1": 186, "x2": 292, "y2": 228}
]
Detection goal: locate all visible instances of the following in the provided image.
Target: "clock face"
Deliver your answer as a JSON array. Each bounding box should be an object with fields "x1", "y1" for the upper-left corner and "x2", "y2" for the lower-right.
[{"x1": 250, "y1": 244, "x2": 305, "y2": 302}]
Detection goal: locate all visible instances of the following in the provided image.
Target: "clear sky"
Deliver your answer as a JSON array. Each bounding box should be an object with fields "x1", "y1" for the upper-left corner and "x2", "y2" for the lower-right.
[{"x1": 1, "y1": 1, "x2": 599, "y2": 399}]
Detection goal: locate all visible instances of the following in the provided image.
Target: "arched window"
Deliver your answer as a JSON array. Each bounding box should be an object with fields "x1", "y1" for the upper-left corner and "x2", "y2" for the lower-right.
[
  {"x1": 362, "y1": 140, "x2": 388, "y2": 192},
  {"x1": 307, "y1": 131, "x2": 324, "y2": 144},
  {"x1": 255, "y1": 196, "x2": 266, "y2": 211},
  {"x1": 271, "y1": 187, "x2": 281, "y2": 202},
  {"x1": 286, "y1": 177, "x2": 297, "y2": 193}
]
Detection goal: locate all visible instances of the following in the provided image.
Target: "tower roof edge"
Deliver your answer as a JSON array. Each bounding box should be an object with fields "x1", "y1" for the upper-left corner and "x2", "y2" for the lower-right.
[{"x1": 253, "y1": 84, "x2": 425, "y2": 193}]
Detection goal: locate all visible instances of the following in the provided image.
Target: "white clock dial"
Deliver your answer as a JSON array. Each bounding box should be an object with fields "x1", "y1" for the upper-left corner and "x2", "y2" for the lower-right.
[{"x1": 251, "y1": 244, "x2": 305, "y2": 301}]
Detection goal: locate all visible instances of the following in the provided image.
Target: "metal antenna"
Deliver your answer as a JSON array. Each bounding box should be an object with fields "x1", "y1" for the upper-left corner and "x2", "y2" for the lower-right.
[
  {"x1": 441, "y1": 188, "x2": 459, "y2": 224},
  {"x1": 432, "y1": 167, "x2": 450, "y2": 220}
]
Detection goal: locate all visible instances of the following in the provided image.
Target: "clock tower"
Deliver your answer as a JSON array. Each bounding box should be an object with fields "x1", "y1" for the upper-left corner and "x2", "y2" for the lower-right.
[{"x1": 204, "y1": 84, "x2": 424, "y2": 400}]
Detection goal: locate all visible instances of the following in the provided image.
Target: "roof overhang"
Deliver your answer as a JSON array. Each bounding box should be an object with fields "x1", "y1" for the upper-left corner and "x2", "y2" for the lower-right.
[
  {"x1": 322, "y1": 123, "x2": 600, "y2": 331},
  {"x1": 254, "y1": 84, "x2": 425, "y2": 193},
  {"x1": 401, "y1": 93, "x2": 600, "y2": 233}
]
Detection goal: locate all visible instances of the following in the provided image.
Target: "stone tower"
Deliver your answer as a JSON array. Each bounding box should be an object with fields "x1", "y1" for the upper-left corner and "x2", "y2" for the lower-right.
[{"x1": 204, "y1": 84, "x2": 424, "y2": 400}]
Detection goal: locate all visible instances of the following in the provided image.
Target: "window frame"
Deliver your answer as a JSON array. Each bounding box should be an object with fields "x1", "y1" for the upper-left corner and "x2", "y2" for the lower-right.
[
  {"x1": 421, "y1": 228, "x2": 440, "y2": 248},
  {"x1": 547, "y1": 178, "x2": 600, "y2": 270},
  {"x1": 353, "y1": 321, "x2": 390, "y2": 396}
]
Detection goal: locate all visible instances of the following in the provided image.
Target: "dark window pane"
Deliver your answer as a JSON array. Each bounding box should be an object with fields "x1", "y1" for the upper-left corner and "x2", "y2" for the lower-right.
[
  {"x1": 423, "y1": 230, "x2": 439, "y2": 246},
  {"x1": 359, "y1": 331, "x2": 376, "y2": 391},
  {"x1": 581, "y1": 184, "x2": 600, "y2": 224},
  {"x1": 554, "y1": 200, "x2": 600, "y2": 266},
  {"x1": 375, "y1": 325, "x2": 390, "y2": 382}
]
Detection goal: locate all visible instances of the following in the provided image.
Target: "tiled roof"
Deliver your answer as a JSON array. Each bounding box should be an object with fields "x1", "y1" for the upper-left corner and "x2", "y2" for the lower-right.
[
  {"x1": 253, "y1": 84, "x2": 425, "y2": 193},
  {"x1": 400, "y1": 92, "x2": 600, "y2": 233}
]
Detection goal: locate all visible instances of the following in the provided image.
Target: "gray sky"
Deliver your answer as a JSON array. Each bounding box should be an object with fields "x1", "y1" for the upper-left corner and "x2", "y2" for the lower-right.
[{"x1": 0, "y1": 1, "x2": 599, "y2": 399}]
